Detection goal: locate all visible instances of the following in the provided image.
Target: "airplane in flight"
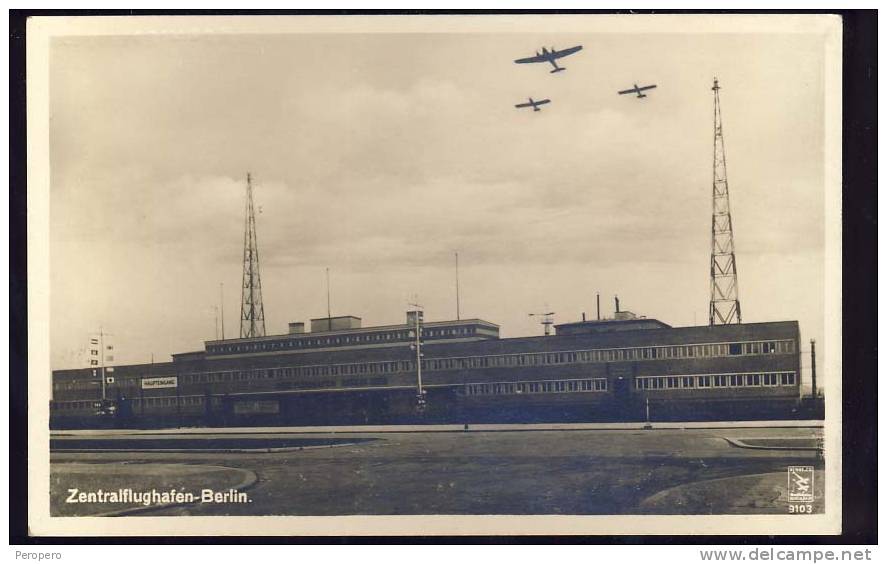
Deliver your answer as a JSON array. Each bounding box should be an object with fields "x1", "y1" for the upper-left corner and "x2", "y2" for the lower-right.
[
  {"x1": 514, "y1": 97, "x2": 551, "y2": 112},
  {"x1": 514, "y1": 45, "x2": 583, "y2": 73},
  {"x1": 618, "y1": 83, "x2": 658, "y2": 98}
]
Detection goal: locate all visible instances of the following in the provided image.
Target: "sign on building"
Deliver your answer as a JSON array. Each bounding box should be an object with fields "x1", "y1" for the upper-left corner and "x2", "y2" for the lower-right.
[
  {"x1": 141, "y1": 376, "x2": 178, "y2": 389},
  {"x1": 233, "y1": 400, "x2": 280, "y2": 415}
]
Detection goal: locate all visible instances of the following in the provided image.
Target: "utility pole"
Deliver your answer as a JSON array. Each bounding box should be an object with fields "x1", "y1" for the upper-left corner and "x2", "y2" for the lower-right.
[
  {"x1": 409, "y1": 301, "x2": 426, "y2": 412},
  {"x1": 643, "y1": 397, "x2": 653, "y2": 430},
  {"x1": 709, "y1": 77, "x2": 742, "y2": 325},
  {"x1": 99, "y1": 327, "x2": 106, "y2": 401},
  {"x1": 326, "y1": 267, "x2": 332, "y2": 330},
  {"x1": 220, "y1": 282, "x2": 225, "y2": 339},
  {"x1": 455, "y1": 251, "x2": 461, "y2": 321},
  {"x1": 240, "y1": 172, "x2": 266, "y2": 338}
]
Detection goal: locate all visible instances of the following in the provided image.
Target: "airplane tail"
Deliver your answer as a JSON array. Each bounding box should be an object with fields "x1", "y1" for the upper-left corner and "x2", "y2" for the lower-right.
[
  {"x1": 550, "y1": 67, "x2": 566, "y2": 74},
  {"x1": 533, "y1": 107, "x2": 540, "y2": 112}
]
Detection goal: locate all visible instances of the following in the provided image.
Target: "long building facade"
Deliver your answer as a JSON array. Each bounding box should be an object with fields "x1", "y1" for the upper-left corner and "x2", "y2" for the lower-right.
[{"x1": 50, "y1": 311, "x2": 807, "y2": 428}]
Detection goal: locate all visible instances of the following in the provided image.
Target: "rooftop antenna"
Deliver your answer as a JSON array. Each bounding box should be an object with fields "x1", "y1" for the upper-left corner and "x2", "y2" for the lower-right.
[
  {"x1": 529, "y1": 309, "x2": 556, "y2": 336},
  {"x1": 239, "y1": 172, "x2": 266, "y2": 338},
  {"x1": 455, "y1": 251, "x2": 461, "y2": 321},
  {"x1": 709, "y1": 77, "x2": 742, "y2": 325}
]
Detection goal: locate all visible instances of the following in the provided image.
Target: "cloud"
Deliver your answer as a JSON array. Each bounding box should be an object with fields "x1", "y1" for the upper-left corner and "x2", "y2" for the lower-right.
[{"x1": 48, "y1": 31, "x2": 829, "y2": 370}]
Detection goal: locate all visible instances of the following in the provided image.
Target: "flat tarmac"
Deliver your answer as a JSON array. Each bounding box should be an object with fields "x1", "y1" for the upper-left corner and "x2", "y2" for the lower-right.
[{"x1": 50, "y1": 424, "x2": 824, "y2": 516}]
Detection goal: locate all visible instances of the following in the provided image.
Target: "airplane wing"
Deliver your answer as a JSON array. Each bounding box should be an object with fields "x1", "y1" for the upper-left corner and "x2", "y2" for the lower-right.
[
  {"x1": 535, "y1": 99, "x2": 551, "y2": 106},
  {"x1": 514, "y1": 54, "x2": 546, "y2": 64},
  {"x1": 637, "y1": 84, "x2": 657, "y2": 91},
  {"x1": 551, "y1": 45, "x2": 583, "y2": 59},
  {"x1": 514, "y1": 101, "x2": 534, "y2": 108},
  {"x1": 617, "y1": 88, "x2": 637, "y2": 95}
]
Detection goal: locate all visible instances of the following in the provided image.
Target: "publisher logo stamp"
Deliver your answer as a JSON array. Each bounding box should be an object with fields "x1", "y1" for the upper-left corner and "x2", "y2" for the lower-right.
[{"x1": 787, "y1": 466, "x2": 814, "y2": 503}]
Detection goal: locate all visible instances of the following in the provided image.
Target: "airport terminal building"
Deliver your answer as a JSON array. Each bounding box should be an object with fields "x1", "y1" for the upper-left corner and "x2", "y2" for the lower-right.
[{"x1": 50, "y1": 309, "x2": 805, "y2": 428}]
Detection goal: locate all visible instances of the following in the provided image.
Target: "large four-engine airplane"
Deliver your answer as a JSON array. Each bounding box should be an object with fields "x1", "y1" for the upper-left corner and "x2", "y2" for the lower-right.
[
  {"x1": 514, "y1": 97, "x2": 551, "y2": 112},
  {"x1": 511, "y1": 45, "x2": 656, "y2": 114},
  {"x1": 514, "y1": 45, "x2": 583, "y2": 73},
  {"x1": 618, "y1": 83, "x2": 658, "y2": 98}
]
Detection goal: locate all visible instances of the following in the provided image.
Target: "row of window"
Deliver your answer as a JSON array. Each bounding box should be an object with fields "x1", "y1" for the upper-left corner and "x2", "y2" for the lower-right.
[
  {"x1": 185, "y1": 338, "x2": 795, "y2": 385},
  {"x1": 463, "y1": 378, "x2": 608, "y2": 396},
  {"x1": 207, "y1": 326, "x2": 479, "y2": 355},
  {"x1": 51, "y1": 395, "x2": 212, "y2": 411},
  {"x1": 635, "y1": 372, "x2": 797, "y2": 390},
  {"x1": 51, "y1": 400, "x2": 101, "y2": 411}
]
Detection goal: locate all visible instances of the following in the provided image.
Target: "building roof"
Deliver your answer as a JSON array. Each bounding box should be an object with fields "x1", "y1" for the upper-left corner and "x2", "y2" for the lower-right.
[{"x1": 206, "y1": 317, "x2": 500, "y2": 346}]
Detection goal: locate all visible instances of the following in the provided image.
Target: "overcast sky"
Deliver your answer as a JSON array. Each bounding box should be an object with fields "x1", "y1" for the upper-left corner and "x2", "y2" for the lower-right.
[{"x1": 50, "y1": 27, "x2": 829, "y2": 386}]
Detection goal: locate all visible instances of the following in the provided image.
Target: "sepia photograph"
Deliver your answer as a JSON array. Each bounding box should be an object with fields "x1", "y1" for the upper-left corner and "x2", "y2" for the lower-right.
[{"x1": 22, "y1": 13, "x2": 850, "y2": 538}]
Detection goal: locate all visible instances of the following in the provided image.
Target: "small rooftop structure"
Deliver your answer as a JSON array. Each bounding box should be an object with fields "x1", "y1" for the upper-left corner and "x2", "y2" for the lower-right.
[
  {"x1": 310, "y1": 316, "x2": 362, "y2": 333},
  {"x1": 554, "y1": 313, "x2": 671, "y2": 336}
]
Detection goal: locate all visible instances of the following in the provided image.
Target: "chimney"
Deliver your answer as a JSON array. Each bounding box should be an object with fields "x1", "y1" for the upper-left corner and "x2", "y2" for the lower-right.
[
  {"x1": 596, "y1": 293, "x2": 600, "y2": 320},
  {"x1": 615, "y1": 295, "x2": 620, "y2": 313},
  {"x1": 811, "y1": 339, "x2": 817, "y2": 398}
]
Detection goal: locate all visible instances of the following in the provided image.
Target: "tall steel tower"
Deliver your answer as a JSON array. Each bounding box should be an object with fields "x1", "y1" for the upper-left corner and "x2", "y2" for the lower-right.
[
  {"x1": 709, "y1": 78, "x2": 742, "y2": 325},
  {"x1": 240, "y1": 172, "x2": 266, "y2": 338}
]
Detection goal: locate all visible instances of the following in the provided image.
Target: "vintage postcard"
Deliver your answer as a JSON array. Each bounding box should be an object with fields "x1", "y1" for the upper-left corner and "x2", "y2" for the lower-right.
[{"x1": 26, "y1": 13, "x2": 843, "y2": 537}]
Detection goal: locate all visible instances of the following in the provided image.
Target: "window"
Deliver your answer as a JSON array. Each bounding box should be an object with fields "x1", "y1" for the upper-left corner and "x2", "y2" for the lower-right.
[
  {"x1": 781, "y1": 372, "x2": 796, "y2": 386},
  {"x1": 729, "y1": 343, "x2": 742, "y2": 355},
  {"x1": 681, "y1": 376, "x2": 694, "y2": 388}
]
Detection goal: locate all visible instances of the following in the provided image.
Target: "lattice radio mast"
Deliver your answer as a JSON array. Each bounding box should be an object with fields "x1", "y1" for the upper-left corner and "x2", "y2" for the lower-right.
[
  {"x1": 709, "y1": 78, "x2": 742, "y2": 326},
  {"x1": 240, "y1": 172, "x2": 266, "y2": 338}
]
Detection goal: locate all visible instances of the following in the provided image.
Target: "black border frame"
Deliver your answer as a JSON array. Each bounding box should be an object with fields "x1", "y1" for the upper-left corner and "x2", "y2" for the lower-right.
[{"x1": 9, "y1": 8, "x2": 876, "y2": 545}]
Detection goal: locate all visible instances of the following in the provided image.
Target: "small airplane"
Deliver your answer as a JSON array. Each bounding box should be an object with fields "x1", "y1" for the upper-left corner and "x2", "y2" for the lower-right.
[
  {"x1": 514, "y1": 97, "x2": 551, "y2": 112},
  {"x1": 618, "y1": 83, "x2": 658, "y2": 98},
  {"x1": 514, "y1": 45, "x2": 583, "y2": 73}
]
